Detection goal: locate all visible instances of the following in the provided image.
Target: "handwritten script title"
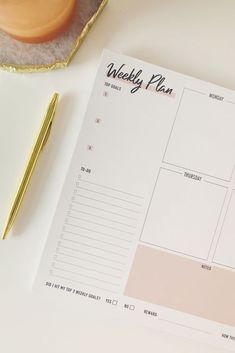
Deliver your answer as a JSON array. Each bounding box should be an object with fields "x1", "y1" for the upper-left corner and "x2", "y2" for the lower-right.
[{"x1": 106, "y1": 63, "x2": 173, "y2": 95}]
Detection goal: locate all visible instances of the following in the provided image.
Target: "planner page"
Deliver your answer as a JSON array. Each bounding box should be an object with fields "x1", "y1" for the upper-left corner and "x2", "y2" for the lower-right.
[{"x1": 34, "y1": 49, "x2": 235, "y2": 350}]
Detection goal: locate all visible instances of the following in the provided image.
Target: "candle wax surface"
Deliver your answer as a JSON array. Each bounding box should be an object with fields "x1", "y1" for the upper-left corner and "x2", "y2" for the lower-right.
[{"x1": 0, "y1": 0, "x2": 77, "y2": 43}]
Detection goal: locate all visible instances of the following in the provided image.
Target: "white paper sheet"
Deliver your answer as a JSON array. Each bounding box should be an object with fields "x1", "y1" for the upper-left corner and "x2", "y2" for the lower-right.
[{"x1": 34, "y1": 50, "x2": 235, "y2": 351}]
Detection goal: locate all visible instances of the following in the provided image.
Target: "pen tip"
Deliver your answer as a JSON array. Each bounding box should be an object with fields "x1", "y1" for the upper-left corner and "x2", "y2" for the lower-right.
[{"x1": 2, "y1": 227, "x2": 9, "y2": 240}]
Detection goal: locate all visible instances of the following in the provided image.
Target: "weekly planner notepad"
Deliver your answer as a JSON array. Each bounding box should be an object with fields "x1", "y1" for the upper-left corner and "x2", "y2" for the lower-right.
[{"x1": 35, "y1": 50, "x2": 235, "y2": 350}]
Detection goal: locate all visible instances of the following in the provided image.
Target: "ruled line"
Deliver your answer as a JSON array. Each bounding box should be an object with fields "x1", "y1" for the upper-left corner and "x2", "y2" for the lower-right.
[
  {"x1": 54, "y1": 259, "x2": 122, "y2": 279},
  {"x1": 66, "y1": 218, "x2": 134, "y2": 235},
  {"x1": 52, "y1": 266, "x2": 120, "y2": 286},
  {"x1": 56, "y1": 251, "x2": 124, "y2": 272},
  {"x1": 61, "y1": 237, "x2": 128, "y2": 258},
  {"x1": 63, "y1": 224, "x2": 132, "y2": 243},
  {"x1": 158, "y1": 317, "x2": 211, "y2": 335},
  {"x1": 58, "y1": 244, "x2": 126, "y2": 265},
  {"x1": 73, "y1": 194, "x2": 140, "y2": 213},
  {"x1": 50, "y1": 273, "x2": 118, "y2": 294},
  {"x1": 162, "y1": 167, "x2": 183, "y2": 175},
  {"x1": 204, "y1": 180, "x2": 228, "y2": 189},
  {"x1": 71, "y1": 201, "x2": 137, "y2": 220},
  {"x1": 226, "y1": 100, "x2": 235, "y2": 105},
  {"x1": 77, "y1": 186, "x2": 142, "y2": 206},
  {"x1": 79, "y1": 179, "x2": 144, "y2": 199},
  {"x1": 69, "y1": 209, "x2": 136, "y2": 228},
  {"x1": 63, "y1": 230, "x2": 130, "y2": 250}
]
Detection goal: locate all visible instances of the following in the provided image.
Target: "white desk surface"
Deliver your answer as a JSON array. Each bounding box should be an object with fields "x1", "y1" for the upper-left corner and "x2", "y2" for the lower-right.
[{"x1": 0, "y1": 1, "x2": 235, "y2": 352}]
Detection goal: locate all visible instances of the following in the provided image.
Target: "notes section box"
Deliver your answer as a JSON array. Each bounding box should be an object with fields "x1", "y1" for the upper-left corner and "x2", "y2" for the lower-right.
[
  {"x1": 164, "y1": 89, "x2": 235, "y2": 181},
  {"x1": 140, "y1": 168, "x2": 226, "y2": 259},
  {"x1": 213, "y1": 190, "x2": 235, "y2": 269},
  {"x1": 125, "y1": 245, "x2": 235, "y2": 327}
]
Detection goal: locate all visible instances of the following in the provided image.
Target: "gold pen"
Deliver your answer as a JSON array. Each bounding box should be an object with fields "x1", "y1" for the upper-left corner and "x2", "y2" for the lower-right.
[{"x1": 2, "y1": 93, "x2": 59, "y2": 240}]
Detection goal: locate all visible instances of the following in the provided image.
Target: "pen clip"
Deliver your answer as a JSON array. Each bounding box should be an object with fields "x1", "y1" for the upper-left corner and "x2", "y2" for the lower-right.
[{"x1": 41, "y1": 93, "x2": 59, "y2": 151}]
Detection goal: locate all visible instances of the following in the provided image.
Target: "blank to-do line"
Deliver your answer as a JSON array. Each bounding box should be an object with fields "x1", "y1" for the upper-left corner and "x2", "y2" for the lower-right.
[
  {"x1": 69, "y1": 209, "x2": 136, "y2": 228},
  {"x1": 73, "y1": 194, "x2": 140, "y2": 214},
  {"x1": 63, "y1": 224, "x2": 132, "y2": 243},
  {"x1": 50, "y1": 273, "x2": 118, "y2": 294},
  {"x1": 72, "y1": 201, "x2": 137, "y2": 221},
  {"x1": 60, "y1": 236, "x2": 128, "y2": 258},
  {"x1": 63, "y1": 229, "x2": 130, "y2": 250},
  {"x1": 54, "y1": 259, "x2": 122, "y2": 279},
  {"x1": 66, "y1": 217, "x2": 134, "y2": 235},
  {"x1": 56, "y1": 251, "x2": 124, "y2": 272},
  {"x1": 79, "y1": 178, "x2": 144, "y2": 199},
  {"x1": 57, "y1": 243, "x2": 126, "y2": 265},
  {"x1": 76, "y1": 186, "x2": 142, "y2": 206},
  {"x1": 52, "y1": 265, "x2": 120, "y2": 286}
]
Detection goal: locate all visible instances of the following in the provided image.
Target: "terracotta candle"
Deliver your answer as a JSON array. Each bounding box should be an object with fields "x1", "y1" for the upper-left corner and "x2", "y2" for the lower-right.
[{"x1": 0, "y1": 0, "x2": 76, "y2": 43}]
